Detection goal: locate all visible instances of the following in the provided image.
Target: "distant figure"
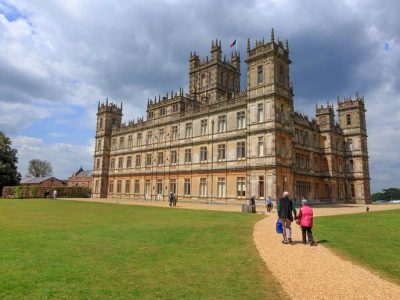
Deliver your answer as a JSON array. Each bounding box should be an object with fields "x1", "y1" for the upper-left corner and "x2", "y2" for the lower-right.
[
  {"x1": 296, "y1": 199, "x2": 315, "y2": 246},
  {"x1": 168, "y1": 192, "x2": 174, "y2": 207},
  {"x1": 266, "y1": 196, "x2": 272, "y2": 212},
  {"x1": 250, "y1": 195, "x2": 256, "y2": 206},
  {"x1": 172, "y1": 193, "x2": 177, "y2": 207},
  {"x1": 366, "y1": 206, "x2": 370, "y2": 212},
  {"x1": 44, "y1": 189, "x2": 50, "y2": 199},
  {"x1": 277, "y1": 191, "x2": 296, "y2": 244},
  {"x1": 52, "y1": 190, "x2": 57, "y2": 200}
]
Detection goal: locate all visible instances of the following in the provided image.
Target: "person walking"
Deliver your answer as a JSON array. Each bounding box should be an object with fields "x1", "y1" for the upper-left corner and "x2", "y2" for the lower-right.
[
  {"x1": 168, "y1": 192, "x2": 174, "y2": 207},
  {"x1": 266, "y1": 195, "x2": 272, "y2": 212},
  {"x1": 172, "y1": 193, "x2": 177, "y2": 207},
  {"x1": 52, "y1": 189, "x2": 57, "y2": 200},
  {"x1": 277, "y1": 191, "x2": 296, "y2": 244},
  {"x1": 250, "y1": 195, "x2": 256, "y2": 206},
  {"x1": 296, "y1": 199, "x2": 315, "y2": 246}
]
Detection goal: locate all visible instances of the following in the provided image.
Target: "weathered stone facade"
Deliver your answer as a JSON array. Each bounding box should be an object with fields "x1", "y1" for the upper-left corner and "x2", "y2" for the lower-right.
[{"x1": 92, "y1": 30, "x2": 371, "y2": 204}]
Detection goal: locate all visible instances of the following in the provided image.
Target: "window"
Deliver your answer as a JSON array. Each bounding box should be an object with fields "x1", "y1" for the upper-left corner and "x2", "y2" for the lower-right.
[
  {"x1": 148, "y1": 111, "x2": 154, "y2": 119},
  {"x1": 157, "y1": 180, "x2": 163, "y2": 195},
  {"x1": 218, "y1": 115, "x2": 226, "y2": 132},
  {"x1": 185, "y1": 123, "x2": 192, "y2": 138},
  {"x1": 257, "y1": 65, "x2": 263, "y2": 84},
  {"x1": 137, "y1": 133, "x2": 142, "y2": 146},
  {"x1": 128, "y1": 135, "x2": 133, "y2": 148},
  {"x1": 200, "y1": 146, "x2": 208, "y2": 162},
  {"x1": 184, "y1": 148, "x2": 192, "y2": 163},
  {"x1": 160, "y1": 107, "x2": 166, "y2": 116},
  {"x1": 159, "y1": 128, "x2": 165, "y2": 142},
  {"x1": 172, "y1": 104, "x2": 179, "y2": 112},
  {"x1": 117, "y1": 180, "x2": 122, "y2": 193},
  {"x1": 170, "y1": 150, "x2": 177, "y2": 164},
  {"x1": 237, "y1": 111, "x2": 245, "y2": 129},
  {"x1": 218, "y1": 144, "x2": 226, "y2": 160},
  {"x1": 111, "y1": 138, "x2": 116, "y2": 150},
  {"x1": 258, "y1": 176, "x2": 265, "y2": 198},
  {"x1": 110, "y1": 158, "x2": 115, "y2": 169},
  {"x1": 351, "y1": 183, "x2": 355, "y2": 198},
  {"x1": 184, "y1": 178, "x2": 191, "y2": 196},
  {"x1": 158, "y1": 152, "x2": 164, "y2": 165},
  {"x1": 258, "y1": 137, "x2": 264, "y2": 156},
  {"x1": 200, "y1": 178, "x2": 207, "y2": 197},
  {"x1": 126, "y1": 156, "x2": 132, "y2": 168},
  {"x1": 169, "y1": 179, "x2": 177, "y2": 194},
  {"x1": 237, "y1": 141, "x2": 246, "y2": 159},
  {"x1": 118, "y1": 157, "x2": 123, "y2": 169},
  {"x1": 217, "y1": 177, "x2": 226, "y2": 198},
  {"x1": 99, "y1": 118, "x2": 103, "y2": 130},
  {"x1": 146, "y1": 131, "x2": 152, "y2": 144},
  {"x1": 172, "y1": 126, "x2": 178, "y2": 140},
  {"x1": 96, "y1": 159, "x2": 100, "y2": 170},
  {"x1": 201, "y1": 119, "x2": 208, "y2": 135},
  {"x1": 348, "y1": 159, "x2": 354, "y2": 172},
  {"x1": 146, "y1": 153, "x2": 152, "y2": 166},
  {"x1": 257, "y1": 103, "x2": 264, "y2": 122},
  {"x1": 94, "y1": 180, "x2": 99, "y2": 193},
  {"x1": 280, "y1": 138, "x2": 286, "y2": 157},
  {"x1": 109, "y1": 180, "x2": 114, "y2": 193},
  {"x1": 97, "y1": 139, "x2": 102, "y2": 151},
  {"x1": 237, "y1": 177, "x2": 246, "y2": 197},
  {"x1": 119, "y1": 137, "x2": 124, "y2": 149},
  {"x1": 347, "y1": 139, "x2": 353, "y2": 151},
  {"x1": 134, "y1": 180, "x2": 140, "y2": 194},
  {"x1": 125, "y1": 180, "x2": 130, "y2": 194},
  {"x1": 135, "y1": 154, "x2": 141, "y2": 167},
  {"x1": 346, "y1": 114, "x2": 351, "y2": 126}
]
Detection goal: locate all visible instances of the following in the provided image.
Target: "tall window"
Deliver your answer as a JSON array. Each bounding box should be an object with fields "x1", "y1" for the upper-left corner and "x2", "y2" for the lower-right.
[
  {"x1": 156, "y1": 180, "x2": 163, "y2": 195},
  {"x1": 96, "y1": 159, "x2": 100, "y2": 170},
  {"x1": 201, "y1": 119, "x2": 208, "y2": 135},
  {"x1": 126, "y1": 156, "x2": 132, "y2": 168},
  {"x1": 184, "y1": 179, "x2": 191, "y2": 196},
  {"x1": 128, "y1": 135, "x2": 133, "y2": 148},
  {"x1": 97, "y1": 139, "x2": 102, "y2": 151},
  {"x1": 348, "y1": 159, "x2": 354, "y2": 172},
  {"x1": 347, "y1": 139, "x2": 353, "y2": 151},
  {"x1": 258, "y1": 137, "x2": 264, "y2": 157},
  {"x1": 158, "y1": 152, "x2": 164, "y2": 165},
  {"x1": 185, "y1": 123, "x2": 192, "y2": 138},
  {"x1": 217, "y1": 177, "x2": 226, "y2": 198},
  {"x1": 172, "y1": 104, "x2": 179, "y2": 112},
  {"x1": 99, "y1": 118, "x2": 103, "y2": 130},
  {"x1": 218, "y1": 144, "x2": 226, "y2": 160},
  {"x1": 109, "y1": 180, "x2": 114, "y2": 193},
  {"x1": 346, "y1": 114, "x2": 351, "y2": 126},
  {"x1": 94, "y1": 180, "x2": 99, "y2": 193},
  {"x1": 351, "y1": 183, "x2": 355, "y2": 198},
  {"x1": 159, "y1": 128, "x2": 165, "y2": 142},
  {"x1": 160, "y1": 107, "x2": 166, "y2": 116},
  {"x1": 258, "y1": 176, "x2": 264, "y2": 198},
  {"x1": 137, "y1": 133, "x2": 142, "y2": 146},
  {"x1": 146, "y1": 131, "x2": 152, "y2": 144},
  {"x1": 169, "y1": 179, "x2": 177, "y2": 194},
  {"x1": 200, "y1": 146, "x2": 208, "y2": 162},
  {"x1": 184, "y1": 148, "x2": 192, "y2": 163},
  {"x1": 134, "y1": 180, "x2": 140, "y2": 194},
  {"x1": 117, "y1": 180, "x2": 122, "y2": 193},
  {"x1": 118, "y1": 157, "x2": 123, "y2": 169},
  {"x1": 237, "y1": 177, "x2": 246, "y2": 198},
  {"x1": 257, "y1": 103, "x2": 264, "y2": 122},
  {"x1": 135, "y1": 154, "x2": 141, "y2": 167},
  {"x1": 111, "y1": 138, "x2": 116, "y2": 150},
  {"x1": 200, "y1": 178, "x2": 207, "y2": 197},
  {"x1": 218, "y1": 115, "x2": 226, "y2": 132},
  {"x1": 119, "y1": 137, "x2": 124, "y2": 149},
  {"x1": 110, "y1": 158, "x2": 115, "y2": 169},
  {"x1": 170, "y1": 150, "x2": 177, "y2": 164},
  {"x1": 257, "y1": 65, "x2": 263, "y2": 84},
  {"x1": 172, "y1": 126, "x2": 178, "y2": 140},
  {"x1": 237, "y1": 111, "x2": 245, "y2": 129},
  {"x1": 146, "y1": 153, "x2": 152, "y2": 166},
  {"x1": 125, "y1": 180, "x2": 130, "y2": 194},
  {"x1": 237, "y1": 141, "x2": 246, "y2": 159}
]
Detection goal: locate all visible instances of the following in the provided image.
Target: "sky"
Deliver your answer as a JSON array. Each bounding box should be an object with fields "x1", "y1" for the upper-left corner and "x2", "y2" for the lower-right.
[{"x1": 0, "y1": 0, "x2": 399, "y2": 192}]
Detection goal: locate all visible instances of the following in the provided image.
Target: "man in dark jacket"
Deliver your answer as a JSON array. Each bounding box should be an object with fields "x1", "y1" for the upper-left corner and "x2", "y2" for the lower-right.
[{"x1": 277, "y1": 191, "x2": 297, "y2": 244}]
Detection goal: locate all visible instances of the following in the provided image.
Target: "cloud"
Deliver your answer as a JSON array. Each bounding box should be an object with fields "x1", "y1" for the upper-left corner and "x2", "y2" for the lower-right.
[{"x1": 1, "y1": 0, "x2": 399, "y2": 192}]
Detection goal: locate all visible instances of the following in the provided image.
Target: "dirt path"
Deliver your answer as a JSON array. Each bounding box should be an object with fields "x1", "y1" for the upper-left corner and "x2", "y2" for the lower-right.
[{"x1": 253, "y1": 205, "x2": 400, "y2": 300}]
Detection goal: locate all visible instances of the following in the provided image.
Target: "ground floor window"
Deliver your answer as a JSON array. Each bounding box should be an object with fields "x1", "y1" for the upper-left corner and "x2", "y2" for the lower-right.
[
  {"x1": 199, "y1": 178, "x2": 207, "y2": 197},
  {"x1": 295, "y1": 181, "x2": 311, "y2": 200},
  {"x1": 237, "y1": 177, "x2": 245, "y2": 198},
  {"x1": 117, "y1": 180, "x2": 122, "y2": 193},
  {"x1": 134, "y1": 180, "x2": 140, "y2": 194},
  {"x1": 217, "y1": 177, "x2": 226, "y2": 198},
  {"x1": 125, "y1": 180, "x2": 131, "y2": 194},
  {"x1": 157, "y1": 180, "x2": 163, "y2": 195},
  {"x1": 184, "y1": 179, "x2": 191, "y2": 196},
  {"x1": 145, "y1": 180, "x2": 151, "y2": 199},
  {"x1": 258, "y1": 176, "x2": 264, "y2": 198},
  {"x1": 169, "y1": 179, "x2": 176, "y2": 194},
  {"x1": 109, "y1": 180, "x2": 114, "y2": 193},
  {"x1": 351, "y1": 183, "x2": 355, "y2": 198}
]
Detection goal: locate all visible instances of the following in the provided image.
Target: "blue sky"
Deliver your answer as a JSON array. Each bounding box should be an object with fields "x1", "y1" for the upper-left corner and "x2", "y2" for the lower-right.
[{"x1": 0, "y1": 0, "x2": 399, "y2": 191}]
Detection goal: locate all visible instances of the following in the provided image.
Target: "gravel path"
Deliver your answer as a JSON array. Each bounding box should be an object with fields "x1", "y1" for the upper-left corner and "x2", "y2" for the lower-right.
[{"x1": 253, "y1": 205, "x2": 400, "y2": 300}]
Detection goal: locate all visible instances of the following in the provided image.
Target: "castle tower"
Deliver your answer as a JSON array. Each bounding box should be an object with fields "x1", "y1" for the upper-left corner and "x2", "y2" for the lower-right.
[
  {"x1": 92, "y1": 100, "x2": 123, "y2": 198},
  {"x1": 245, "y1": 29, "x2": 293, "y2": 200},
  {"x1": 337, "y1": 95, "x2": 371, "y2": 203}
]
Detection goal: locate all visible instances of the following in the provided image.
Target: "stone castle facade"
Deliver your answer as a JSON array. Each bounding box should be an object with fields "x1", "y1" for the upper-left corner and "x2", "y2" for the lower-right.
[{"x1": 92, "y1": 30, "x2": 371, "y2": 204}]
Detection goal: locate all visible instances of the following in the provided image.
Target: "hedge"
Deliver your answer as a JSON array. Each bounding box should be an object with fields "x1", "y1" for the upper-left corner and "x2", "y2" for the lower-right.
[{"x1": 1, "y1": 186, "x2": 91, "y2": 199}]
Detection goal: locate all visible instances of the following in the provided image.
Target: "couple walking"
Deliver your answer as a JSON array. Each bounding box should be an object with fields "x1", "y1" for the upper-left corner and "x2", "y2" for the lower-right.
[
  {"x1": 277, "y1": 191, "x2": 315, "y2": 245},
  {"x1": 168, "y1": 192, "x2": 177, "y2": 207}
]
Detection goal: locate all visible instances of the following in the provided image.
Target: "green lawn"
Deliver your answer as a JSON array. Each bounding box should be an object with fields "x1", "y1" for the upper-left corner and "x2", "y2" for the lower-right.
[
  {"x1": 0, "y1": 199, "x2": 284, "y2": 299},
  {"x1": 314, "y1": 209, "x2": 400, "y2": 284}
]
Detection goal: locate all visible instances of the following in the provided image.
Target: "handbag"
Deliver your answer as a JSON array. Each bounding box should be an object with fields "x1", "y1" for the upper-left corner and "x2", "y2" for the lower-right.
[{"x1": 276, "y1": 219, "x2": 283, "y2": 234}]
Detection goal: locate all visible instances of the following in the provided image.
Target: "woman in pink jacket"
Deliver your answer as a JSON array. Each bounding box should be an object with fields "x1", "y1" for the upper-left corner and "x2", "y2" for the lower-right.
[{"x1": 296, "y1": 199, "x2": 315, "y2": 246}]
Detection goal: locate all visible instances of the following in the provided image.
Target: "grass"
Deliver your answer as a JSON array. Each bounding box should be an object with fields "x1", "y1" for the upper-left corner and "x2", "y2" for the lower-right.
[
  {"x1": 0, "y1": 199, "x2": 284, "y2": 299},
  {"x1": 313, "y1": 209, "x2": 400, "y2": 284}
]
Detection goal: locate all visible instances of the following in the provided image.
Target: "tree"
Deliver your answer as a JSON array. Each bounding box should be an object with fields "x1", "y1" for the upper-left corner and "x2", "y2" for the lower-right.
[
  {"x1": 0, "y1": 131, "x2": 21, "y2": 196},
  {"x1": 28, "y1": 159, "x2": 53, "y2": 177}
]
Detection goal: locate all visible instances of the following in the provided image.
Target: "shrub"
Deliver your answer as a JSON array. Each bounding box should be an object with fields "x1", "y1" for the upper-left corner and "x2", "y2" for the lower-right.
[
  {"x1": 31, "y1": 186, "x2": 39, "y2": 198},
  {"x1": 15, "y1": 186, "x2": 23, "y2": 199}
]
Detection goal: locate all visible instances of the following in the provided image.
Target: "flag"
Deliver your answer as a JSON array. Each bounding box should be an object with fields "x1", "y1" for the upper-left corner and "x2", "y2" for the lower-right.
[{"x1": 230, "y1": 40, "x2": 237, "y2": 48}]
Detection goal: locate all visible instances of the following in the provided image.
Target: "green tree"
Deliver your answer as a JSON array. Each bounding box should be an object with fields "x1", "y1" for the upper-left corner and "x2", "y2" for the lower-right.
[
  {"x1": 28, "y1": 159, "x2": 53, "y2": 177},
  {"x1": 0, "y1": 131, "x2": 21, "y2": 196}
]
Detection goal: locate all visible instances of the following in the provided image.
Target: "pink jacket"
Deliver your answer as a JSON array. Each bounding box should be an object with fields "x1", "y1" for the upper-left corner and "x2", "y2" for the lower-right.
[{"x1": 299, "y1": 205, "x2": 313, "y2": 227}]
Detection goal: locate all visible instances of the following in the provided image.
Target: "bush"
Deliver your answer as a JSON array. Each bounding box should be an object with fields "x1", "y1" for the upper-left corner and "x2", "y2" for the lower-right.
[
  {"x1": 15, "y1": 186, "x2": 23, "y2": 199},
  {"x1": 31, "y1": 186, "x2": 39, "y2": 198}
]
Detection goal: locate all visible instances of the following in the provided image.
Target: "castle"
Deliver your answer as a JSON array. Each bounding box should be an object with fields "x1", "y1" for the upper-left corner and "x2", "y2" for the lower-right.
[{"x1": 92, "y1": 30, "x2": 371, "y2": 204}]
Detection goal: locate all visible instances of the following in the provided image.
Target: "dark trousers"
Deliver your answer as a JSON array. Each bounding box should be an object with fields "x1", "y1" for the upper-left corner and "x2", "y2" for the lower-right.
[{"x1": 301, "y1": 226, "x2": 314, "y2": 243}]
